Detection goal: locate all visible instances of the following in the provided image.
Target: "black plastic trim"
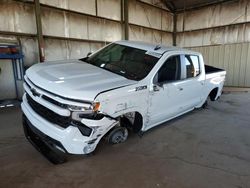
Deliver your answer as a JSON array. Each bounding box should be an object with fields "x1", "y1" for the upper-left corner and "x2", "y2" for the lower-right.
[
  {"x1": 22, "y1": 115, "x2": 67, "y2": 164},
  {"x1": 26, "y1": 94, "x2": 71, "y2": 128}
]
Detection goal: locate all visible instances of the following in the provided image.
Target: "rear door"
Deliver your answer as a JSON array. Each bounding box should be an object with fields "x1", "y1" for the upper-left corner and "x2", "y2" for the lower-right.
[{"x1": 178, "y1": 54, "x2": 203, "y2": 111}]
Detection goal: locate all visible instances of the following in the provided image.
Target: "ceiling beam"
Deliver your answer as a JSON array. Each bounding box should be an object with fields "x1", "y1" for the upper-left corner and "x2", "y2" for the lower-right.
[
  {"x1": 164, "y1": 1, "x2": 176, "y2": 12},
  {"x1": 137, "y1": 0, "x2": 172, "y2": 13}
]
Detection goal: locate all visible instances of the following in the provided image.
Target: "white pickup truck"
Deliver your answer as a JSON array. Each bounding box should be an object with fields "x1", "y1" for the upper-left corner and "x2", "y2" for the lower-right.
[{"x1": 21, "y1": 40, "x2": 226, "y2": 164}]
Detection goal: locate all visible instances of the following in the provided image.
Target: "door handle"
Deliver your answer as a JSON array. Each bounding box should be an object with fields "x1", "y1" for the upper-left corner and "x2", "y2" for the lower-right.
[{"x1": 178, "y1": 87, "x2": 183, "y2": 91}]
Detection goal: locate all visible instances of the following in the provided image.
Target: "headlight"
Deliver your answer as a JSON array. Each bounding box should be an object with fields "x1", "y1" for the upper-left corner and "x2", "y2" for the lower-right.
[
  {"x1": 67, "y1": 105, "x2": 91, "y2": 111},
  {"x1": 69, "y1": 102, "x2": 101, "y2": 121},
  {"x1": 68, "y1": 102, "x2": 100, "y2": 112}
]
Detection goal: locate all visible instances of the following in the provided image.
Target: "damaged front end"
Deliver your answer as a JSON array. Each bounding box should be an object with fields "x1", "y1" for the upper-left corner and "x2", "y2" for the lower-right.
[
  {"x1": 22, "y1": 111, "x2": 119, "y2": 164},
  {"x1": 21, "y1": 87, "x2": 119, "y2": 164}
]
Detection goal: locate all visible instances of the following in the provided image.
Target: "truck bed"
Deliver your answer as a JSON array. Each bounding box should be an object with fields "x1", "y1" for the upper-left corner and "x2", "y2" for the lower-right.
[
  {"x1": 205, "y1": 65, "x2": 226, "y2": 82},
  {"x1": 205, "y1": 65, "x2": 224, "y2": 74}
]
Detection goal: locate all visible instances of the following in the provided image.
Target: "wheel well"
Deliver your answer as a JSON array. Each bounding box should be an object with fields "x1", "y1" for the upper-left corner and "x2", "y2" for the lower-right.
[
  {"x1": 209, "y1": 87, "x2": 219, "y2": 101},
  {"x1": 133, "y1": 112, "x2": 143, "y2": 133},
  {"x1": 120, "y1": 111, "x2": 143, "y2": 133}
]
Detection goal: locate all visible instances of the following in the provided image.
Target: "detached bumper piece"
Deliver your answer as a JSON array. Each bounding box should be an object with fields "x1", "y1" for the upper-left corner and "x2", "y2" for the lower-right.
[{"x1": 22, "y1": 115, "x2": 67, "y2": 164}]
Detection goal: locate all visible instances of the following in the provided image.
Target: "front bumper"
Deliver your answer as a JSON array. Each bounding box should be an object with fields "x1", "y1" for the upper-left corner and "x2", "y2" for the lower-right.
[
  {"x1": 23, "y1": 115, "x2": 67, "y2": 164},
  {"x1": 21, "y1": 95, "x2": 117, "y2": 157}
]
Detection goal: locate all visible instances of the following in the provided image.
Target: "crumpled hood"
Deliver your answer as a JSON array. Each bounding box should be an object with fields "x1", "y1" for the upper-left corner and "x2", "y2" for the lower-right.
[{"x1": 26, "y1": 59, "x2": 137, "y2": 101}]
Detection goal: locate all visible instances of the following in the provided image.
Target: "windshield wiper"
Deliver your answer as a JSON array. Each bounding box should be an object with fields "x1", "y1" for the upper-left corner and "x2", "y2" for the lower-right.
[
  {"x1": 104, "y1": 64, "x2": 139, "y2": 80},
  {"x1": 123, "y1": 71, "x2": 139, "y2": 80},
  {"x1": 78, "y1": 59, "x2": 139, "y2": 80},
  {"x1": 100, "y1": 67, "x2": 127, "y2": 78}
]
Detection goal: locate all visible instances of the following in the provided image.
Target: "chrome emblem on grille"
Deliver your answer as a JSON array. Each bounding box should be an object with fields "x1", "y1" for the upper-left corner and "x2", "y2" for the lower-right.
[{"x1": 30, "y1": 88, "x2": 41, "y2": 97}]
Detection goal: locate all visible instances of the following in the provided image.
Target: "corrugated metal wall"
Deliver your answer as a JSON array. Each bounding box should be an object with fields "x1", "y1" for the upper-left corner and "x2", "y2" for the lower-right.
[
  {"x1": 0, "y1": 1, "x2": 38, "y2": 66},
  {"x1": 37, "y1": 0, "x2": 122, "y2": 61},
  {"x1": 189, "y1": 43, "x2": 250, "y2": 87},
  {"x1": 176, "y1": 0, "x2": 250, "y2": 87},
  {"x1": 129, "y1": 0, "x2": 173, "y2": 44}
]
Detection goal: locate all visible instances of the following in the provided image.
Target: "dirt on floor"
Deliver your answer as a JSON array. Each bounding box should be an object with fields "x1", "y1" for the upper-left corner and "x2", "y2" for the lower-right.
[{"x1": 0, "y1": 92, "x2": 250, "y2": 188}]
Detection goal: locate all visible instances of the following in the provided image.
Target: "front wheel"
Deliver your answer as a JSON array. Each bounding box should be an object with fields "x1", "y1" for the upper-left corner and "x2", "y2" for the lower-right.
[{"x1": 107, "y1": 127, "x2": 128, "y2": 144}]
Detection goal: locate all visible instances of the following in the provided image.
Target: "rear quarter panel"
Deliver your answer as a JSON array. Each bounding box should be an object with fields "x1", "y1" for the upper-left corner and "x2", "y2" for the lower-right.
[{"x1": 205, "y1": 71, "x2": 226, "y2": 100}]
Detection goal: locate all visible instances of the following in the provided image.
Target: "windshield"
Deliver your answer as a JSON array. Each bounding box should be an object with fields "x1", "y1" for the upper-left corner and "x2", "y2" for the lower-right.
[{"x1": 81, "y1": 43, "x2": 160, "y2": 81}]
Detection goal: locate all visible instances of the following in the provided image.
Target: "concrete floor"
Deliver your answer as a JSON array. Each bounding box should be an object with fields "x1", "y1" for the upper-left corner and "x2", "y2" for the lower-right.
[{"x1": 1, "y1": 92, "x2": 250, "y2": 188}]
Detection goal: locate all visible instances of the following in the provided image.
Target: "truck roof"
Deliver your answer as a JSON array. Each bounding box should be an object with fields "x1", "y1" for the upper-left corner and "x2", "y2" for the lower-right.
[{"x1": 115, "y1": 40, "x2": 192, "y2": 55}]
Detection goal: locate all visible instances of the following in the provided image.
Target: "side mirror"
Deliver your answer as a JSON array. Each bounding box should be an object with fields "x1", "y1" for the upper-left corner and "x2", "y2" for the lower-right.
[
  {"x1": 152, "y1": 73, "x2": 163, "y2": 91},
  {"x1": 153, "y1": 83, "x2": 163, "y2": 92}
]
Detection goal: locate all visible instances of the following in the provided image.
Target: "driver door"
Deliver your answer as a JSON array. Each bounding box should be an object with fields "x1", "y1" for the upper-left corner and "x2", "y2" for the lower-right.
[{"x1": 147, "y1": 54, "x2": 186, "y2": 128}]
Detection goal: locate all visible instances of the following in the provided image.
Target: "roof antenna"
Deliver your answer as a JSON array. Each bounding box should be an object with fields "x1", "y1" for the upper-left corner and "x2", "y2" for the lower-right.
[{"x1": 154, "y1": 44, "x2": 161, "y2": 50}]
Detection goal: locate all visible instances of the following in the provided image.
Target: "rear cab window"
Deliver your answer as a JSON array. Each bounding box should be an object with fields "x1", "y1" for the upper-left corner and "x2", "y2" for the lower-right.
[{"x1": 183, "y1": 55, "x2": 201, "y2": 79}]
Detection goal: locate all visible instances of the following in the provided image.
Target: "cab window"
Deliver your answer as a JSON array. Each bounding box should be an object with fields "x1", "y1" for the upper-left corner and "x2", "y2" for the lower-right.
[
  {"x1": 156, "y1": 55, "x2": 181, "y2": 83},
  {"x1": 184, "y1": 55, "x2": 200, "y2": 78}
]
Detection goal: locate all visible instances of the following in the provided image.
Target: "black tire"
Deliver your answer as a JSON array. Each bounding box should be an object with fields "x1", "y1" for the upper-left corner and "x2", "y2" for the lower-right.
[
  {"x1": 202, "y1": 99, "x2": 208, "y2": 108},
  {"x1": 107, "y1": 127, "x2": 128, "y2": 145}
]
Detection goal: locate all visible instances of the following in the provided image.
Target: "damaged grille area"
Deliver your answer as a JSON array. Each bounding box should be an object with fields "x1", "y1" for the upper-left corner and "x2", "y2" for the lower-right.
[{"x1": 26, "y1": 94, "x2": 71, "y2": 128}]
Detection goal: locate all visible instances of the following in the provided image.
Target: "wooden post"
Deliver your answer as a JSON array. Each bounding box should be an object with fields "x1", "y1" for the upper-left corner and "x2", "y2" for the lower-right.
[
  {"x1": 124, "y1": 0, "x2": 129, "y2": 40},
  {"x1": 173, "y1": 13, "x2": 177, "y2": 46},
  {"x1": 34, "y1": 0, "x2": 45, "y2": 62}
]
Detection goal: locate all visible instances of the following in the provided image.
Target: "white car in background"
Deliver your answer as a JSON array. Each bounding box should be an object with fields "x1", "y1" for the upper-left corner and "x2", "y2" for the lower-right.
[{"x1": 21, "y1": 40, "x2": 226, "y2": 164}]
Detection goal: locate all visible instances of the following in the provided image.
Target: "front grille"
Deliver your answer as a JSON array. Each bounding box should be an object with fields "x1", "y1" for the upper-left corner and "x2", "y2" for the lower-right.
[
  {"x1": 26, "y1": 94, "x2": 71, "y2": 128},
  {"x1": 42, "y1": 95, "x2": 68, "y2": 108},
  {"x1": 26, "y1": 94, "x2": 93, "y2": 136}
]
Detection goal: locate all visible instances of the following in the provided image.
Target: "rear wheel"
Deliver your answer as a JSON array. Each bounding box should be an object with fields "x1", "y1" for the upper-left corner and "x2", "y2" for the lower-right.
[
  {"x1": 107, "y1": 127, "x2": 128, "y2": 144},
  {"x1": 202, "y1": 99, "x2": 208, "y2": 108},
  {"x1": 202, "y1": 88, "x2": 219, "y2": 108}
]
